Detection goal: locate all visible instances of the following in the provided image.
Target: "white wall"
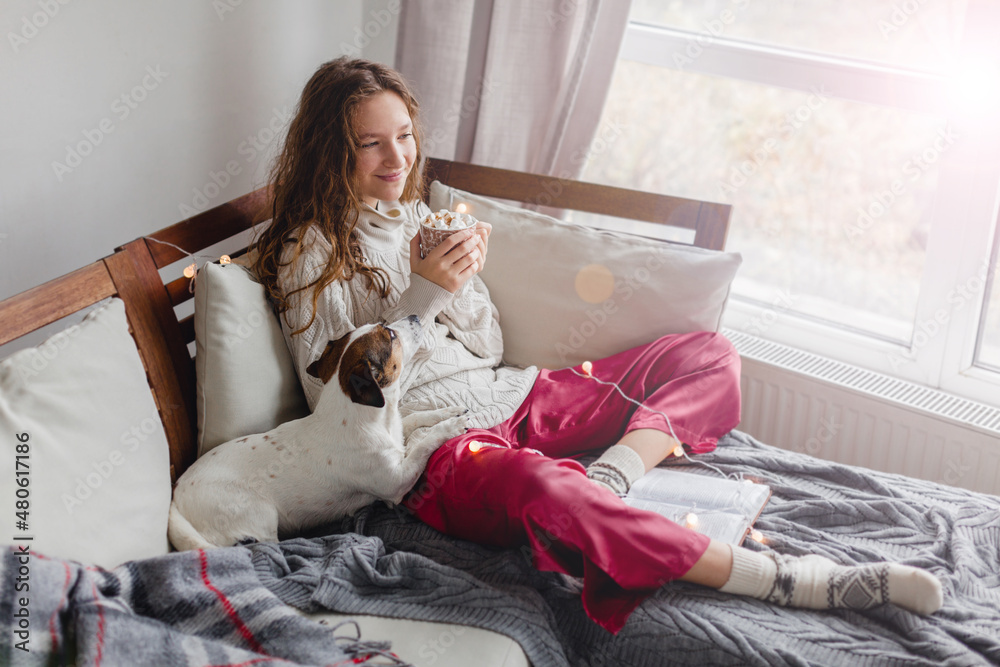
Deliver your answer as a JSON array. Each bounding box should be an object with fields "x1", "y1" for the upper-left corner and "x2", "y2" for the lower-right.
[{"x1": 0, "y1": 0, "x2": 400, "y2": 351}]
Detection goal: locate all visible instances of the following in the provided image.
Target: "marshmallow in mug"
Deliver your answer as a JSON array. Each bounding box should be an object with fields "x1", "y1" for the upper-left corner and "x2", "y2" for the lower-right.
[
  {"x1": 419, "y1": 209, "x2": 479, "y2": 257},
  {"x1": 423, "y1": 209, "x2": 477, "y2": 230}
]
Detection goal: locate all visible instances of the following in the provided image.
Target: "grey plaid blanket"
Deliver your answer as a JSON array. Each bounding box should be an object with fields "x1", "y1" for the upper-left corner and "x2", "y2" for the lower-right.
[{"x1": 3, "y1": 430, "x2": 1000, "y2": 666}]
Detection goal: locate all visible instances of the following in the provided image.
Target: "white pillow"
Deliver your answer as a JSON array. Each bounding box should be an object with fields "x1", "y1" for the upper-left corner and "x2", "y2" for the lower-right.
[
  {"x1": 195, "y1": 261, "x2": 309, "y2": 455},
  {"x1": 429, "y1": 181, "x2": 742, "y2": 370},
  {"x1": 0, "y1": 298, "x2": 171, "y2": 569}
]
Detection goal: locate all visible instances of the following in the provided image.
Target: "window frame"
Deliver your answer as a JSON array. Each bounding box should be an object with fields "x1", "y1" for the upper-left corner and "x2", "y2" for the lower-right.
[{"x1": 612, "y1": 2, "x2": 1000, "y2": 407}]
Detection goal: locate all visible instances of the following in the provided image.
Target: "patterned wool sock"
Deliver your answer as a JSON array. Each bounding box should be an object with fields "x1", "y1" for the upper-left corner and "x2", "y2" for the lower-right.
[
  {"x1": 719, "y1": 545, "x2": 943, "y2": 615},
  {"x1": 586, "y1": 444, "x2": 646, "y2": 496}
]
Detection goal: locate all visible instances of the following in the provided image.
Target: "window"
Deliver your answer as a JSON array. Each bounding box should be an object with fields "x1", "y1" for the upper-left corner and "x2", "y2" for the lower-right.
[
  {"x1": 629, "y1": 0, "x2": 968, "y2": 73},
  {"x1": 978, "y1": 232, "x2": 1000, "y2": 370},
  {"x1": 578, "y1": 0, "x2": 1000, "y2": 405}
]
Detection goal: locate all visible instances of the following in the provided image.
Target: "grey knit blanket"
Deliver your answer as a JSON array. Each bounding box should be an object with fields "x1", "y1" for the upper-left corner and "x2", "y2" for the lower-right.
[{"x1": 3, "y1": 430, "x2": 999, "y2": 666}]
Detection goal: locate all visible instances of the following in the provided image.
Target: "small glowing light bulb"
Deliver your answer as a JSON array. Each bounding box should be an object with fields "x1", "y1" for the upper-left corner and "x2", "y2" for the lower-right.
[
  {"x1": 455, "y1": 202, "x2": 468, "y2": 214},
  {"x1": 751, "y1": 529, "x2": 764, "y2": 543},
  {"x1": 219, "y1": 255, "x2": 231, "y2": 265},
  {"x1": 468, "y1": 441, "x2": 482, "y2": 453},
  {"x1": 671, "y1": 445, "x2": 685, "y2": 458},
  {"x1": 581, "y1": 361, "x2": 593, "y2": 376},
  {"x1": 183, "y1": 263, "x2": 197, "y2": 279},
  {"x1": 685, "y1": 513, "x2": 699, "y2": 529}
]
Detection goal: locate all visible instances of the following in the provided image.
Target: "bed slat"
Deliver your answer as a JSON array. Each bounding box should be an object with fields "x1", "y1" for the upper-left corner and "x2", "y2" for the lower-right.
[
  {"x1": 0, "y1": 263, "x2": 117, "y2": 347},
  {"x1": 179, "y1": 314, "x2": 195, "y2": 346},
  {"x1": 106, "y1": 243, "x2": 197, "y2": 481},
  {"x1": 693, "y1": 201, "x2": 731, "y2": 252},
  {"x1": 166, "y1": 275, "x2": 195, "y2": 308}
]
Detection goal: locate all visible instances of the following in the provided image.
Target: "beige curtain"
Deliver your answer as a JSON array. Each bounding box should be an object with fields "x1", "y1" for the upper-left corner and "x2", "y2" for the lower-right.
[{"x1": 396, "y1": 0, "x2": 632, "y2": 180}]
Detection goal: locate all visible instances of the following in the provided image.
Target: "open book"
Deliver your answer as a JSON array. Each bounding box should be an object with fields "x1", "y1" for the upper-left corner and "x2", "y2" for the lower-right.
[{"x1": 623, "y1": 468, "x2": 771, "y2": 545}]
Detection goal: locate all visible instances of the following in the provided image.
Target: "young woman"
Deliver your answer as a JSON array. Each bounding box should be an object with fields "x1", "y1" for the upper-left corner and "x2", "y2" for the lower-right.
[{"x1": 252, "y1": 57, "x2": 942, "y2": 633}]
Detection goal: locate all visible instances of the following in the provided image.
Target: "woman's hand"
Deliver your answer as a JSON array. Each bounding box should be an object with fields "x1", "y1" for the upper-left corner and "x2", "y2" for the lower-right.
[
  {"x1": 410, "y1": 227, "x2": 485, "y2": 293},
  {"x1": 472, "y1": 220, "x2": 491, "y2": 272}
]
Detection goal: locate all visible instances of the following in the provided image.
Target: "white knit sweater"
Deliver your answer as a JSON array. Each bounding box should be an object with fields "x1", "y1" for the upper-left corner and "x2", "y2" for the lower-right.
[{"x1": 277, "y1": 199, "x2": 539, "y2": 435}]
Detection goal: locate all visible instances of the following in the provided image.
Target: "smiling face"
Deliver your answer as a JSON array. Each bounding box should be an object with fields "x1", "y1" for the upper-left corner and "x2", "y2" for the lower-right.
[{"x1": 353, "y1": 91, "x2": 417, "y2": 208}]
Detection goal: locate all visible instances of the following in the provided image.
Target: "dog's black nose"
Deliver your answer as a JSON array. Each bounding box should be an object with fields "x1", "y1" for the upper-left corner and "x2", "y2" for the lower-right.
[{"x1": 407, "y1": 314, "x2": 420, "y2": 324}]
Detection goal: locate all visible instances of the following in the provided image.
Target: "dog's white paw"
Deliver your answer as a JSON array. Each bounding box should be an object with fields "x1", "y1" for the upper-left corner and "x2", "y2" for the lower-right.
[
  {"x1": 402, "y1": 405, "x2": 471, "y2": 440},
  {"x1": 405, "y1": 410, "x2": 470, "y2": 455},
  {"x1": 436, "y1": 413, "x2": 472, "y2": 442},
  {"x1": 432, "y1": 405, "x2": 469, "y2": 421}
]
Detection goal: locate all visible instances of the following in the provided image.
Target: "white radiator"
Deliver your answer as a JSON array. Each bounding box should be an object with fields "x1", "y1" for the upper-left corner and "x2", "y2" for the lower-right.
[{"x1": 724, "y1": 329, "x2": 1000, "y2": 496}]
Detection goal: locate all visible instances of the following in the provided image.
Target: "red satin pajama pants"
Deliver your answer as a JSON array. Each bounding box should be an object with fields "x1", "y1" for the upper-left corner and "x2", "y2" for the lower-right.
[{"x1": 404, "y1": 331, "x2": 742, "y2": 633}]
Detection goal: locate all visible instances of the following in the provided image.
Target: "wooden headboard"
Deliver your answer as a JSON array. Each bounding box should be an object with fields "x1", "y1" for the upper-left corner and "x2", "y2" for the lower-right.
[
  {"x1": 422, "y1": 160, "x2": 730, "y2": 251},
  {"x1": 0, "y1": 158, "x2": 731, "y2": 482},
  {"x1": 0, "y1": 246, "x2": 199, "y2": 482}
]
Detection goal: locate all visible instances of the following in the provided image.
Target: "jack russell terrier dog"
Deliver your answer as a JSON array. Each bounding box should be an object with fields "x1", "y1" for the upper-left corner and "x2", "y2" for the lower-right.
[{"x1": 168, "y1": 314, "x2": 467, "y2": 550}]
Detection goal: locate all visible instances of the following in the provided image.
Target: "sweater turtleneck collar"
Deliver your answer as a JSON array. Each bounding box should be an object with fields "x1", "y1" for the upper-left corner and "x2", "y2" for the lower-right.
[{"x1": 354, "y1": 200, "x2": 407, "y2": 251}]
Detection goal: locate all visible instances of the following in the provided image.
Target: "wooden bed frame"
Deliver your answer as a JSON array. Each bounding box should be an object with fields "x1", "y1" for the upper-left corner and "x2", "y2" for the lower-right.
[{"x1": 0, "y1": 158, "x2": 731, "y2": 485}]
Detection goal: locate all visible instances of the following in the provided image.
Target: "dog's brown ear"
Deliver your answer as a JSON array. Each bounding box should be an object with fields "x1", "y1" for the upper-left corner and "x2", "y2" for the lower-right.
[
  {"x1": 346, "y1": 361, "x2": 385, "y2": 408},
  {"x1": 306, "y1": 331, "x2": 353, "y2": 384}
]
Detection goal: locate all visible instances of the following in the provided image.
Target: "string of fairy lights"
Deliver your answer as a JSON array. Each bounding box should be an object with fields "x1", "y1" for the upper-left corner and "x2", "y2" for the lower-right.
[
  {"x1": 147, "y1": 205, "x2": 766, "y2": 544},
  {"x1": 143, "y1": 236, "x2": 232, "y2": 293},
  {"x1": 466, "y1": 359, "x2": 766, "y2": 543}
]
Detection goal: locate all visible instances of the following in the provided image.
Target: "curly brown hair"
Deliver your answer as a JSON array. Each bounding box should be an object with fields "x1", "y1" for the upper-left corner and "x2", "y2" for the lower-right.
[{"x1": 252, "y1": 57, "x2": 424, "y2": 335}]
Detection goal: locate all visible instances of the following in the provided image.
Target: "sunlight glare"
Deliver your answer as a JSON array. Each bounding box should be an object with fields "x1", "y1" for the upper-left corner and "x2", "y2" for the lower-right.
[{"x1": 947, "y1": 58, "x2": 1000, "y2": 118}]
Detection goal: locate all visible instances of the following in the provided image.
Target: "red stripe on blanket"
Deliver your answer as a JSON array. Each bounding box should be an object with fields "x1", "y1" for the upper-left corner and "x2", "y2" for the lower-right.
[
  {"x1": 40, "y1": 554, "x2": 71, "y2": 656},
  {"x1": 90, "y1": 578, "x2": 107, "y2": 667},
  {"x1": 198, "y1": 549, "x2": 267, "y2": 655},
  {"x1": 329, "y1": 656, "x2": 379, "y2": 666}
]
